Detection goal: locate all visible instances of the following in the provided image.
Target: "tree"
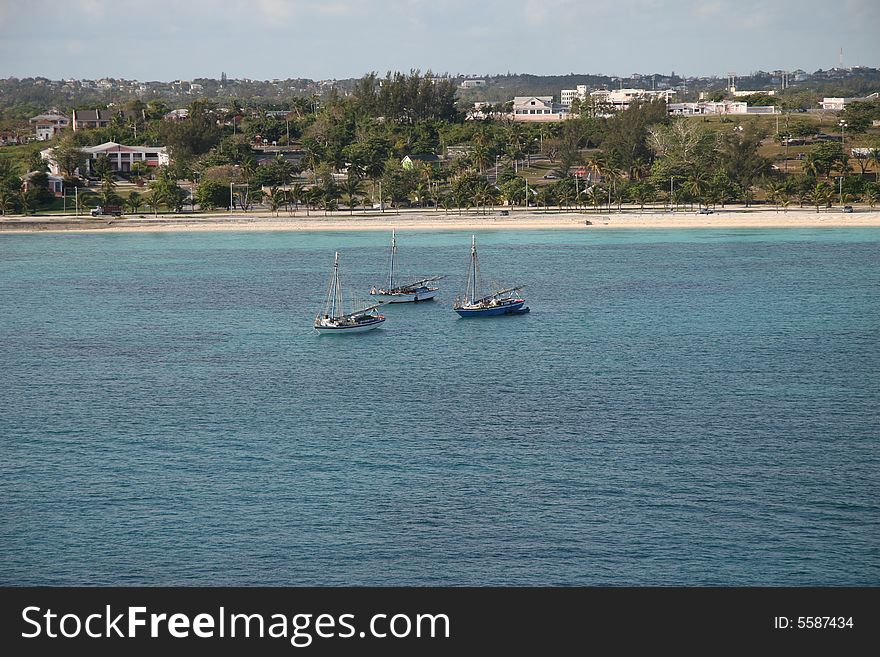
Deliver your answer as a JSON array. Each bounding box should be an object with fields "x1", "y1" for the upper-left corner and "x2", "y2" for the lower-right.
[
  {"x1": 158, "y1": 99, "x2": 221, "y2": 162},
  {"x1": 99, "y1": 173, "x2": 122, "y2": 207},
  {"x1": 148, "y1": 166, "x2": 187, "y2": 213},
  {"x1": 804, "y1": 142, "x2": 847, "y2": 180},
  {"x1": 53, "y1": 138, "x2": 88, "y2": 178},
  {"x1": 0, "y1": 188, "x2": 16, "y2": 215},
  {"x1": 130, "y1": 160, "x2": 151, "y2": 186},
  {"x1": 18, "y1": 188, "x2": 37, "y2": 215},
  {"x1": 91, "y1": 154, "x2": 112, "y2": 179},
  {"x1": 341, "y1": 173, "x2": 364, "y2": 214},
  {"x1": 195, "y1": 179, "x2": 230, "y2": 211},
  {"x1": 631, "y1": 181, "x2": 656, "y2": 211},
  {"x1": 125, "y1": 191, "x2": 142, "y2": 214},
  {"x1": 810, "y1": 183, "x2": 833, "y2": 213},
  {"x1": 28, "y1": 150, "x2": 48, "y2": 173},
  {"x1": 764, "y1": 180, "x2": 785, "y2": 212},
  {"x1": 585, "y1": 185, "x2": 604, "y2": 213},
  {"x1": 601, "y1": 99, "x2": 669, "y2": 177},
  {"x1": 717, "y1": 124, "x2": 772, "y2": 203},
  {"x1": 265, "y1": 187, "x2": 285, "y2": 216},
  {"x1": 537, "y1": 185, "x2": 556, "y2": 213}
]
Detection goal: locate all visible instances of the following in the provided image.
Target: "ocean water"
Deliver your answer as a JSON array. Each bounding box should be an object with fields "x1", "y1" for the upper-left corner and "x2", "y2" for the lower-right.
[{"x1": 1, "y1": 227, "x2": 878, "y2": 586}]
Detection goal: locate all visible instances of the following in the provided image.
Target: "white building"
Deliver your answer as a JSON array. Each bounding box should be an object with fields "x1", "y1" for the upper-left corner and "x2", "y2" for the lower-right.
[
  {"x1": 731, "y1": 89, "x2": 775, "y2": 97},
  {"x1": 590, "y1": 88, "x2": 675, "y2": 114},
  {"x1": 560, "y1": 85, "x2": 589, "y2": 107},
  {"x1": 29, "y1": 112, "x2": 70, "y2": 140},
  {"x1": 459, "y1": 79, "x2": 486, "y2": 89},
  {"x1": 41, "y1": 141, "x2": 169, "y2": 176},
  {"x1": 668, "y1": 101, "x2": 777, "y2": 116},
  {"x1": 511, "y1": 96, "x2": 570, "y2": 122},
  {"x1": 821, "y1": 92, "x2": 880, "y2": 111}
]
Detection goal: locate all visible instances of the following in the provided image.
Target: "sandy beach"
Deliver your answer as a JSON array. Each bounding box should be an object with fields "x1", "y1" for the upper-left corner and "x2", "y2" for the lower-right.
[{"x1": 2, "y1": 207, "x2": 879, "y2": 233}]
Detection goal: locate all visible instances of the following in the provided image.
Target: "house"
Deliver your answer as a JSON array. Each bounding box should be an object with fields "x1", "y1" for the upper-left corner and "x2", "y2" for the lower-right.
[
  {"x1": 444, "y1": 145, "x2": 472, "y2": 160},
  {"x1": 511, "y1": 97, "x2": 570, "y2": 122},
  {"x1": 402, "y1": 154, "x2": 441, "y2": 170},
  {"x1": 72, "y1": 108, "x2": 145, "y2": 130},
  {"x1": 41, "y1": 141, "x2": 169, "y2": 176},
  {"x1": 29, "y1": 112, "x2": 70, "y2": 140},
  {"x1": 163, "y1": 109, "x2": 190, "y2": 121},
  {"x1": 459, "y1": 79, "x2": 486, "y2": 89},
  {"x1": 22, "y1": 171, "x2": 65, "y2": 196}
]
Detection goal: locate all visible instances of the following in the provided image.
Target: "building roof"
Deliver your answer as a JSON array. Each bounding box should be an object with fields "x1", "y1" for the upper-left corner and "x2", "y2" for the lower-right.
[
  {"x1": 82, "y1": 141, "x2": 166, "y2": 154},
  {"x1": 404, "y1": 153, "x2": 441, "y2": 162},
  {"x1": 29, "y1": 112, "x2": 69, "y2": 123},
  {"x1": 73, "y1": 108, "x2": 145, "y2": 122}
]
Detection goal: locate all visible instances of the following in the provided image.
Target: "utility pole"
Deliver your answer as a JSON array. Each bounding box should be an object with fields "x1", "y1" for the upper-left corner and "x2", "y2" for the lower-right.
[{"x1": 230, "y1": 182, "x2": 233, "y2": 212}]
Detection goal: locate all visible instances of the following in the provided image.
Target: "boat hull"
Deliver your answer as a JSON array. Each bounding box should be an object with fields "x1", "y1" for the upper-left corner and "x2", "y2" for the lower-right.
[
  {"x1": 454, "y1": 300, "x2": 529, "y2": 317},
  {"x1": 370, "y1": 289, "x2": 438, "y2": 303},
  {"x1": 314, "y1": 317, "x2": 386, "y2": 334}
]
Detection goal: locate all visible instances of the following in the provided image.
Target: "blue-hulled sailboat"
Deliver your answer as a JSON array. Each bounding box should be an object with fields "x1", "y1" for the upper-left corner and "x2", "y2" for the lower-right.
[{"x1": 453, "y1": 236, "x2": 530, "y2": 318}]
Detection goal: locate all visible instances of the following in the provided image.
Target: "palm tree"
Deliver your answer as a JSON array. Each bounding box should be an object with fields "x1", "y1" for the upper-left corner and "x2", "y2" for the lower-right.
[
  {"x1": 289, "y1": 183, "x2": 305, "y2": 215},
  {"x1": 764, "y1": 180, "x2": 785, "y2": 213},
  {"x1": 633, "y1": 181, "x2": 656, "y2": 211},
  {"x1": 75, "y1": 191, "x2": 94, "y2": 216},
  {"x1": 684, "y1": 174, "x2": 708, "y2": 211},
  {"x1": 341, "y1": 173, "x2": 364, "y2": 215},
  {"x1": 265, "y1": 187, "x2": 284, "y2": 216},
  {"x1": 100, "y1": 173, "x2": 121, "y2": 208},
  {"x1": 0, "y1": 189, "x2": 15, "y2": 215},
  {"x1": 125, "y1": 191, "x2": 142, "y2": 214},
  {"x1": 863, "y1": 187, "x2": 878, "y2": 208},
  {"x1": 810, "y1": 184, "x2": 833, "y2": 213},
  {"x1": 779, "y1": 192, "x2": 791, "y2": 214},
  {"x1": 17, "y1": 188, "x2": 36, "y2": 215},
  {"x1": 587, "y1": 185, "x2": 603, "y2": 214},
  {"x1": 146, "y1": 191, "x2": 161, "y2": 216},
  {"x1": 536, "y1": 185, "x2": 555, "y2": 213}
]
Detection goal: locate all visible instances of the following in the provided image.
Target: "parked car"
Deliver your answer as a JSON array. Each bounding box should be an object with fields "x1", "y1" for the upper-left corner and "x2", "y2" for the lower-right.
[
  {"x1": 842, "y1": 205, "x2": 854, "y2": 213},
  {"x1": 498, "y1": 210, "x2": 509, "y2": 216},
  {"x1": 542, "y1": 173, "x2": 558, "y2": 179},
  {"x1": 698, "y1": 207, "x2": 714, "y2": 214}
]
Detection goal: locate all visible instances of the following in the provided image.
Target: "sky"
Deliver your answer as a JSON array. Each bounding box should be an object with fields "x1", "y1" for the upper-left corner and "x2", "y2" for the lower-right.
[{"x1": 1, "y1": 0, "x2": 878, "y2": 81}]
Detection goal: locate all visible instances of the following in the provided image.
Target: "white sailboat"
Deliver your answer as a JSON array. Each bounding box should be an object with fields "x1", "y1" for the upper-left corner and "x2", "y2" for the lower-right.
[
  {"x1": 315, "y1": 252, "x2": 386, "y2": 333},
  {"x1": 370, "y1": 230, "x2": 443, "y2": 303}
]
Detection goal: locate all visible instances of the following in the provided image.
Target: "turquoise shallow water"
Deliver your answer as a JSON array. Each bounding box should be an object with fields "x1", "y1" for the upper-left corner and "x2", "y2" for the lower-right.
[{"x1": 1, "y1": 227, "x2": 878, "y2": 585}]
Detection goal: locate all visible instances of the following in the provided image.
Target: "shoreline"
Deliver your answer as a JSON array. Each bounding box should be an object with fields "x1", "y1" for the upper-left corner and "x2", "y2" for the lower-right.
[{"x1": 2, "y1": 207, "x2": 880, "y2": 234}]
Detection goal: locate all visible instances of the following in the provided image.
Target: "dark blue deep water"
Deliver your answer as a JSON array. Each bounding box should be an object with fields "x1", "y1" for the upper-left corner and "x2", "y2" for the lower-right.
[{"x1": 1, "y1": 228, "x2": 878, "y2": 585}]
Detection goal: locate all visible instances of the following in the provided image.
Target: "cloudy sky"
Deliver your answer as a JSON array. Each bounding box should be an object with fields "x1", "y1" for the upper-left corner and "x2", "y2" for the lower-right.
[{"x1": 1, "y1": 0, "x2": 878, "y2": 81}]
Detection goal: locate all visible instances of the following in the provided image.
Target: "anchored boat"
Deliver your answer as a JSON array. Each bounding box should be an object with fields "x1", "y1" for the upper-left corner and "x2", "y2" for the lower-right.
[
  {"x1": 315, "y1": 252, "x2": 386, "y2": 333},
  {"x1": 370, "y1": 230, "x2": 444, "y2": 303},
  {"x1": 453, "y1": 236, "x2": 530, "y2": 318}
]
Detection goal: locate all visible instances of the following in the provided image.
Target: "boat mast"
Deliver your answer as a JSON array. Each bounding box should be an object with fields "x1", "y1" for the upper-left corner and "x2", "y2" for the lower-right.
[
  {"x1": 388, "y1": 229, "x2": 396, "y2": 290},
  {"x1": 470, "y1": 235, "x2": 477, "y2": 305},
  {"x1": 326, "y1": 251, "x2": 343, "y2": 318},
  {"x1": 335, "y1": 252, "x2": 344, "y2": 318}
]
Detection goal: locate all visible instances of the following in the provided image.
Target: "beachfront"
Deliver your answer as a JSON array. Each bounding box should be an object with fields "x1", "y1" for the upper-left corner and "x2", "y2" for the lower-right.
[{"x1": 2, "y1": 206, "x2": 880, "y2": 233}]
